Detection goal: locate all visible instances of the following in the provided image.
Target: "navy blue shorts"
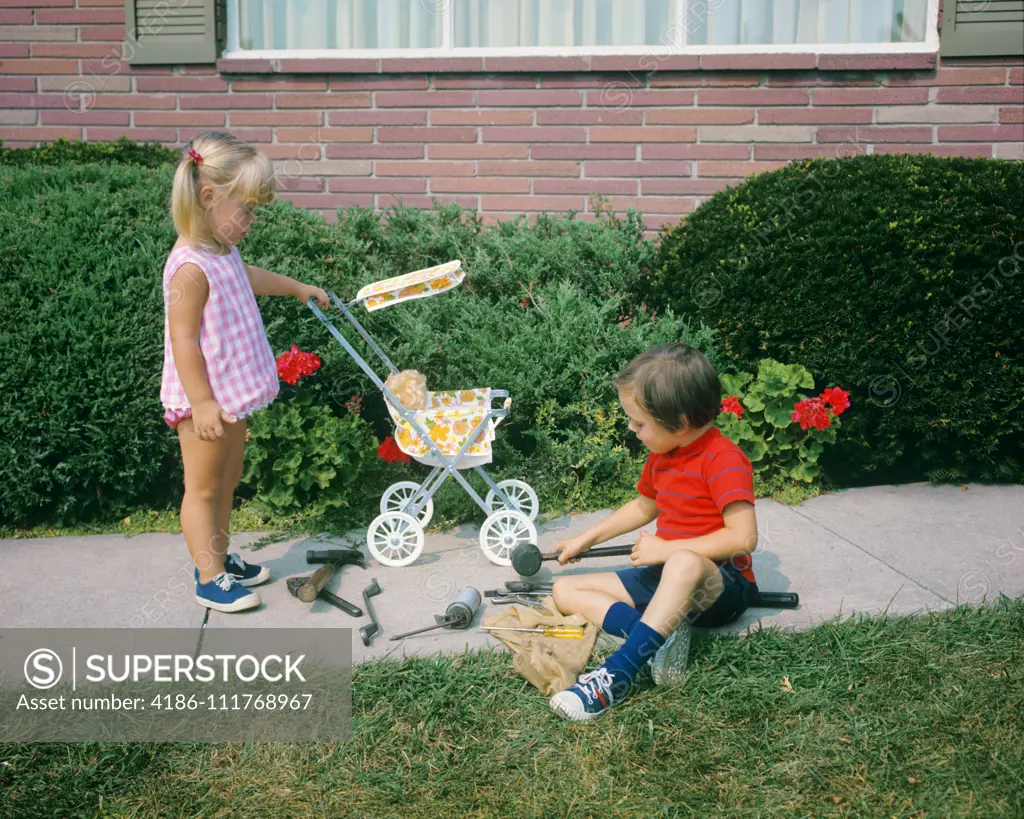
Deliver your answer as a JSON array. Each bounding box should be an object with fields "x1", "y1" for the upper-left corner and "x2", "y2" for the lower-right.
[{"x1": 616, "y1": 561, "x2": 756, "y2": 629}]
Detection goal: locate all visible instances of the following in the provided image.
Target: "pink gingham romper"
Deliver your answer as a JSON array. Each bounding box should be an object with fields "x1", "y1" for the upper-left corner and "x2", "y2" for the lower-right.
[{"x1": 160, "y1": 243, "x2": 279, "y2": 429}]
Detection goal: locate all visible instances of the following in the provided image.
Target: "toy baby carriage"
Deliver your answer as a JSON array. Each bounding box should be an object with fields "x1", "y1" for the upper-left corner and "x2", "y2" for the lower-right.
[{"x1": 307, "y1": 260, "x2": 539, "y2": 568}]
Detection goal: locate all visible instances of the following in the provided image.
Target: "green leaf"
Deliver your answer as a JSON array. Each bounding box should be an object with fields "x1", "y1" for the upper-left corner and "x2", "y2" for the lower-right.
[
  {"x1": 757, "y1": 359, "x2": 815, "y2": 398},
  {"x1": 717, "y1": 414, "x2": 755, "y2": 442},
  {"x1": 740, "y1": 437, "x2": 768, "y2": 463},
  {"x1": 794, "y1": 461, "x2": 820, "y2": 481},
  {"x1": 764, "y1": 398, "x2": 795, "y2": 428},
  {"x1": 272, "y1": 449, "x2": 303, "y2": 474},
  {"x1": 799, "y1": 440, "x2": 824, "y2": 461},
  {"x1": 743, "y1": 392, "x2": 766, "y2": 413},
  {"x1": 267, "y1": 484, "x2": 295, "y2": 509},
  {"x1": 720, "y1": 372, "x2": 752, "y2": 396}
]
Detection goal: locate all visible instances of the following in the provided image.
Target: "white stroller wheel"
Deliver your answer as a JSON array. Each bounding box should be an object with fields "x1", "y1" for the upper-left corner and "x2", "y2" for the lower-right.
[
  {"x1": 479, "y1": 510, "x2": 538, "y2": 568},
  {"x1": 380, "y1": 481, "x2": 434, "y2": 527},
  {"x1": 485, "y1": 479, "x2": 539, "y2": 522},
  {"x1": 367, "y1": 512, "x2": 425, "y2": 568}
]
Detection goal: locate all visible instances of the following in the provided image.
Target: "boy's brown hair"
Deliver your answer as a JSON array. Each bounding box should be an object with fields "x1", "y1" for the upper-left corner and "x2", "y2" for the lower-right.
[{"x1": 613, "y1": 343, "x2": 722, "y2": 432}]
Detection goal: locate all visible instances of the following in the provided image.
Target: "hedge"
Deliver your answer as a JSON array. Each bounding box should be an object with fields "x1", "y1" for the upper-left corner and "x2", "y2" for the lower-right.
[
  {"x1": 0, "y1": 161, "x2": 721, "y2": 527},
  {"x1": 0, "y1": 136, "x2": 179, "y2": 168},
  {"x1": 647, "y1": 154, "x2": 1024, "y2": 485}
]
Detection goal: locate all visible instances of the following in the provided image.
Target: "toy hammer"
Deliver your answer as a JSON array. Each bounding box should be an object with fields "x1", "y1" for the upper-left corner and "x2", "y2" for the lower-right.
[{"x1": 303, "y1": 548, "x2": 365, "y2": 599}]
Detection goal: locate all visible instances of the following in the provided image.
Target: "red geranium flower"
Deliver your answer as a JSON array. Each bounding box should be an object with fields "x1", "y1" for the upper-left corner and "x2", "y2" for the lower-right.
[
  {"x1": 792, "y1": 397, "x2": 832, "y2": 431},
  {"x1": 821, "y1": 387, "x2": 850, "y2": 415},
  {"x1": 377, "y1": 435, "x2": 410, "y2": 464},
  {"x1": 720, "y1": 396, "x2": 744, "y2": 418},
  {"x1": 276, "y1": 345, "x2": 321, "y2": 386}
]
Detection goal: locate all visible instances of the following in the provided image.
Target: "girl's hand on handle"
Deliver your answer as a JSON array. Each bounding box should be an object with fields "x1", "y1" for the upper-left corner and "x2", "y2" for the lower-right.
[
  {"x1": 552, "y1": 534, "x2": 591, "y2": 566},
  {"x1": 193, "y1": 399, "x2": 236, "y2": 442},
  {"x1": 296, "y1": 283, "x2": 329, "y2": 309}
]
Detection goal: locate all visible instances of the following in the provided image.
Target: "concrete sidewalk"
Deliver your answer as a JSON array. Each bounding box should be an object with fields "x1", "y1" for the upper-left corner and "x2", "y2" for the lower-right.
[{"x1": 1, "y1": 482, "x2": 1021, "y2": 665}]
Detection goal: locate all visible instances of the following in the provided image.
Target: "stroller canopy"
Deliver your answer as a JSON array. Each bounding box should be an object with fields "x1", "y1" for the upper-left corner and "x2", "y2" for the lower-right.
[{"x1": 356, "y1": 260, "x2": 464, "y2": 312}]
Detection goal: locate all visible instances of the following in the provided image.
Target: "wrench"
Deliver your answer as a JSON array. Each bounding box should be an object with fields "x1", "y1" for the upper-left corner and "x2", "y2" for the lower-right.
[{"x1": 359, "y1": 578, "x2": 382, "y2": 646}]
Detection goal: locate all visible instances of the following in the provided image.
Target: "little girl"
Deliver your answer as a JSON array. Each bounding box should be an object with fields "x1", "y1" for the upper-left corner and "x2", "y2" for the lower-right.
[{"x1": 160, "y1": 131, "x2": 328, "y2": 613}]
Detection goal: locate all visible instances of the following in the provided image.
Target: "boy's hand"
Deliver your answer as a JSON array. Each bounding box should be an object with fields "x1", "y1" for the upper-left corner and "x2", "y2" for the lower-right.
[
  {"x1": 296, "y1": 283, "x2": 329, "y2": 309},
  {"x1": 630, "y1": 529, "x2": 668, "y2": 567},
  {"x1": 552, "y1": 534, "x2": 591, "y2": 565}
]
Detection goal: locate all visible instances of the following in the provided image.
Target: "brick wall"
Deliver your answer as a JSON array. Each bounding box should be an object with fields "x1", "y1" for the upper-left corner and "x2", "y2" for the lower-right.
[{"x1": 2, "y1": 0, "x2": 1022, "y2": 231}]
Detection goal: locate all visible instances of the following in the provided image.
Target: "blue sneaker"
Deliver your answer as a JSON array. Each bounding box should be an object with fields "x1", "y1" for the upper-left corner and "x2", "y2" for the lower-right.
[
  {"x1": 223, "y1": 552, "x2": 270, "y2": 587},
  {"x1": 549, "y1": 668, "x2": 628, "y2": 721},
  {"x1": 194, "y1": 552, "x2": 270, "y2": 588},
  {"x1": 195, "y1": 572, "x2": 261, "y2": 613}
]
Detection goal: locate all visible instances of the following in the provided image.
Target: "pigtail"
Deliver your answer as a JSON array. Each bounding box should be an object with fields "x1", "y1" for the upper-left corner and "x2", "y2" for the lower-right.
[{"x1": 171, "y1": 141, "x2": 205, "y2": 250}]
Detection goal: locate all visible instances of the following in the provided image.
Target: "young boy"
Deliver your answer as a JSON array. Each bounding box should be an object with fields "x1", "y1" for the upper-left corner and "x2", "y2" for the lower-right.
[{"x1": 549, "y1": 343, "x2": 759, "y2": 721}]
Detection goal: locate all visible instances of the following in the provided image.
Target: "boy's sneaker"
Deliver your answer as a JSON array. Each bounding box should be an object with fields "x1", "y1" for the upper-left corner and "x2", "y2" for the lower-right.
[
  {"x1": 650, "y1": 622, "x2": 692, "y2": 686},
  {"x1": 195, "y1": 572, "x2": 261, "y2": 613},
  {"x1": 549, "y1": 668, "x2": 626, "y2": 721},
  {"x1": 194, "y1": 552, "x2": 270, "y2": 588}
]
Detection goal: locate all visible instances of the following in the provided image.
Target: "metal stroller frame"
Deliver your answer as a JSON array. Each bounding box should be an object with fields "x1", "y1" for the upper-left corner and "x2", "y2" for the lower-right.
[{"x1": 306, "y1": 260, "x2": 539, "y2": 568}]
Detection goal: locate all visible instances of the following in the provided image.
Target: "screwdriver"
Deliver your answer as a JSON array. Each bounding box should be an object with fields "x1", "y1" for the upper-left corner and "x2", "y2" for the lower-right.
[{"x1": 481, "y1": 625, "x2": 585, "y2": 639}]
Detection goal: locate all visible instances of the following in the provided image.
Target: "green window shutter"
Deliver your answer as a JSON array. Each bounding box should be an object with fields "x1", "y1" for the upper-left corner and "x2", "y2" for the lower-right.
[
  {"x1": 941, "y1": 0, "x2": 1024, "y2": 57},
  {"x1": 124, "y1": 0, "x2": 223, "y2": 65}
]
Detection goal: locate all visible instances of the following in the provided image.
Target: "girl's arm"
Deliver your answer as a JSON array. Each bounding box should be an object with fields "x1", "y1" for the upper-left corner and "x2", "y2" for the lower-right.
[
  {"x1": 168, "y1": 263, "x2": 236, "y2": 441},
  {"x1": 245, "y1": 264, "x2": 330, "y2": 308},
  {"x1": 244, "y1": 264, "x2": 301, "y2": 298},
  {"x1": 168, "y1": 263, "x2": 216, "y2": 407}
]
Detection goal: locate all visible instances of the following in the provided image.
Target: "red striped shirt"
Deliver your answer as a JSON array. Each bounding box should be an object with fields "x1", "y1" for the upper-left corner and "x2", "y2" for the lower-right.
[{"x1": 637, "y1": 427, "x2": 757, "y2": 583}]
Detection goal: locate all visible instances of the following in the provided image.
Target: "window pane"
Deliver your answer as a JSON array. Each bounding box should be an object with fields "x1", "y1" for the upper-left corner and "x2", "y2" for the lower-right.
[
  {"x1": 687, "y1": 0, "x2": 930, "y2": 45},
  {"x1": 453, "y1": 0, "x2": 681, "y2": 47},
  {"x1": 238, "y1": 0, "x2": 444, "y2": 50}
]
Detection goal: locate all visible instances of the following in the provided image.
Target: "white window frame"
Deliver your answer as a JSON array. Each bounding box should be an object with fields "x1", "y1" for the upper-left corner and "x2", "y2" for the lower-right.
[{"x1": 223, "y1": 0, "x2": 939, "y2": 60}]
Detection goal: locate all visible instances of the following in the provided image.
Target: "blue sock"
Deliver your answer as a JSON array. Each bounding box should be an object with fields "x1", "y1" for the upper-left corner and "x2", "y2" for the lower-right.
[
  {"x1": 602, "y1": 621, "x2": 666, "y2": 690},
  {"x1": 602, "y1": 602, "x2": 642, "y2": 639}
]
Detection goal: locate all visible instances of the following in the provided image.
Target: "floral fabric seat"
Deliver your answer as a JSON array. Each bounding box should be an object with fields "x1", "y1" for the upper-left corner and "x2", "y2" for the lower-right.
[{"x1": 386, "y1": 388, "x2": 511, "y2": 467}]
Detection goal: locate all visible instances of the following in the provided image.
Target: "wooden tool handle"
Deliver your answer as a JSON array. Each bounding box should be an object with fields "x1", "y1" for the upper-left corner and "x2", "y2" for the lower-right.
[{"x1": 298, "y1": 562, "x2": 337, "y2": 603}]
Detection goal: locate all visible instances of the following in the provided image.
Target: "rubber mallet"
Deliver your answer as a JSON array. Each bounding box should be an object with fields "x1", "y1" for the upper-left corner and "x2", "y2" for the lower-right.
[{"x1": 510, "y1": 542, "x2": 632, "y2": 577}]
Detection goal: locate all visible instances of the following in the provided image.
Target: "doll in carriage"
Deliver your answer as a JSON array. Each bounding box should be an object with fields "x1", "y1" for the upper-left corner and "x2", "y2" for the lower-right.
[{"x1": 307, "y1": 261, "x2": 539, "y2": 568}]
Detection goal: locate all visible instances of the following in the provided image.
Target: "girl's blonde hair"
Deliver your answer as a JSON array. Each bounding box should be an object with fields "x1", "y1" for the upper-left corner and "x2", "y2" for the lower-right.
[{"x1": 171, "y1": 131, "x2": 276, "y2": 253}]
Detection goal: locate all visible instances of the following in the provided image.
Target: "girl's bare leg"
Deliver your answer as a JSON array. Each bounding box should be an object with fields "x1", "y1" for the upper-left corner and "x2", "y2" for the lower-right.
[
  {"x1": 177, "y1": 416, "x2": 247, "y2": 583},
  {"x1": 214, "y1": 418, "x2": 247, "y2": 561}
]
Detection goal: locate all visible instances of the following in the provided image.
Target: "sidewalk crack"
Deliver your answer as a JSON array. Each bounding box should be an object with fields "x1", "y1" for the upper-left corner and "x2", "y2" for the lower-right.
[{"x1": 787, "y1": 507, "x2": 955, "y2": 606}]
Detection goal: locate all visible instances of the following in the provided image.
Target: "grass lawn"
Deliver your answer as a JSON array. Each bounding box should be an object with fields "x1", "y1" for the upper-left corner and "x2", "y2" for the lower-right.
[{"x1": 1, "y1": 598, "x2": 1020, "y2": 818}]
